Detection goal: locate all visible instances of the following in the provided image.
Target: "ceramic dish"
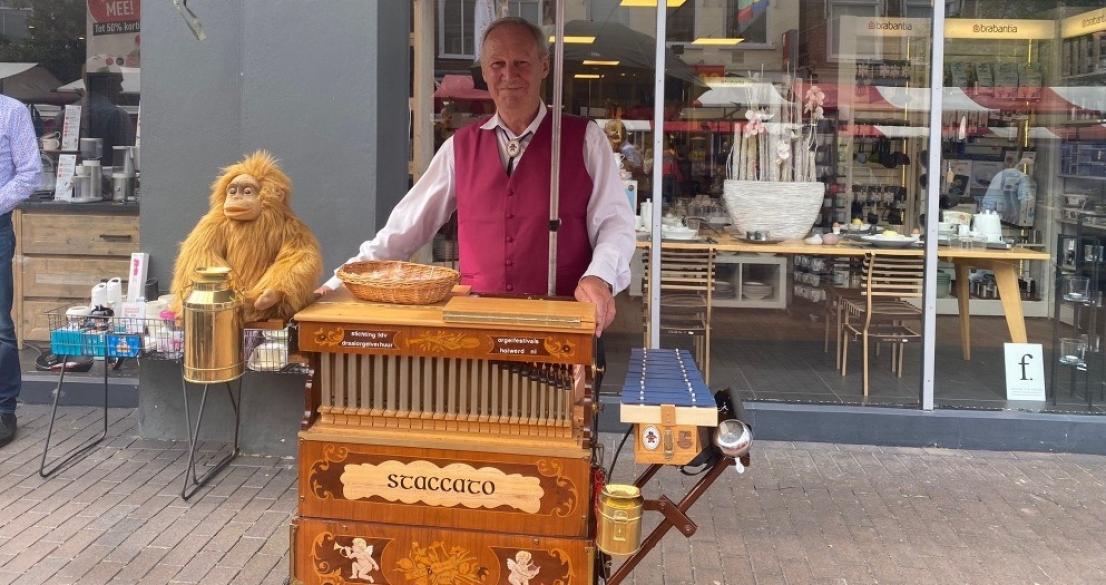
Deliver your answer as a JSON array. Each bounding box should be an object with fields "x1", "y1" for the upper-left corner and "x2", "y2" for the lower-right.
[{"x1": 861, "y1": 235, "x2": 920, "y2": 249}]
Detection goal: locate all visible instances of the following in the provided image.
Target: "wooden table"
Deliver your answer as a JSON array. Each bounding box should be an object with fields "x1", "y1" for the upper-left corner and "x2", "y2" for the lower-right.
[{"x1": 639, "y1": 235, "x2": 1051, "y2": 360}]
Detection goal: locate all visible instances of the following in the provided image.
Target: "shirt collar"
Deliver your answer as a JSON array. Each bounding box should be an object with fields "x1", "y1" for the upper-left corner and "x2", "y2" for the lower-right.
[{"x1": 480, "y1": 101, "x2": 547, "y2": 138}]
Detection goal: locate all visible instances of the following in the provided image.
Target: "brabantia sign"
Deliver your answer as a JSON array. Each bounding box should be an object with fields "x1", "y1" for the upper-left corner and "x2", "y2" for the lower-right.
[
  {"x1": 845, "y1": 16, "x2": 1055, "y2": 40},
  {"x1": 944, "y1": 19, "x2": 1055, "y2": 40},
  {"x1": 845, "y1": 16, "x2": 930, "y2": 38},
  {"x1": 1062, "y1": 7, "x2": 1106, "y2": 38}
]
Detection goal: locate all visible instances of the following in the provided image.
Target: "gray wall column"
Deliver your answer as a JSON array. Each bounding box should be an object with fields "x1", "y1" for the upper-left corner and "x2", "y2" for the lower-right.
[{"x1": 139, "y1": 1, "x2": 410, "y2": 456}]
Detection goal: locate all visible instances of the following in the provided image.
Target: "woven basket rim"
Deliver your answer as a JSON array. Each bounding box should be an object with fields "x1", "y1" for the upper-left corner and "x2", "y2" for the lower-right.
[{"x1": 337, "y1": 260, "x2": 458, "y2": 285}]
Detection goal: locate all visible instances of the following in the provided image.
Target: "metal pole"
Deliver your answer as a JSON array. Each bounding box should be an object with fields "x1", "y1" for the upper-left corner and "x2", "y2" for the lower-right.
[
  {"x1": 921, "y1": 6, "x2": 946, "y2": 411},
  {"x1": 648, "y1": 0, "x2": 667, "y2": 348},
  {"x1": 547, "y1": 0, "x2": 566, "y2": 297}
]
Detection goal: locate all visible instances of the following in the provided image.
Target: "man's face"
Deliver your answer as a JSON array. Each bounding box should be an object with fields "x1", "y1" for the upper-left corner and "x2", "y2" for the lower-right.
[{"x1": 480, "y1": 24, "x2": 549, "y2": 117}]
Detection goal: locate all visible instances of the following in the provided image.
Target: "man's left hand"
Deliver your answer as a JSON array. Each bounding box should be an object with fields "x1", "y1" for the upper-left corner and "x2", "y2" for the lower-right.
[{"x1": 575, "y1": 276, "x2": 616, "y2": 337}]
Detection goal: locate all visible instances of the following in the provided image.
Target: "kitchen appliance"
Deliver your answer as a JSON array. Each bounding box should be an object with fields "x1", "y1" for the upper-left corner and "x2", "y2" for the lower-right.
[
  {"x1": 973, "y1": 210, "x2": 1003, "y2": 242},
  {"x1": 79, "y1": 138, "x2": 102, "y2": 161},
  {"x1": 112, "y1": 173, "x2": 134, "y2": 202},
  {"x1": 82, "y1": 160, "x2": 102, "y2": 200}
]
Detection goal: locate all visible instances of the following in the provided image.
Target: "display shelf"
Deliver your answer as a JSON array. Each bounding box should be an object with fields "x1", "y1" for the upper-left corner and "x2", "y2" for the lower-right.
[
  {"x1": 715, "y1": 253, "x2": 788, "y2": 310},
  {"x1": 1062, "y1": 71, "x2": 1106, "y2": 81},
  {"x1": 1059, "y1": 175, "x2": 1106, "y2": 182}
]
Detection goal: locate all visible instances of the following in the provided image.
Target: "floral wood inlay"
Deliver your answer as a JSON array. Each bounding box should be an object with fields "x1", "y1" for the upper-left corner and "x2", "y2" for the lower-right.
[
  {"x1": 314, "y1": 327, "x2": 345, "y2": 347},
  {"x1": 396, "y1": 541, "x2": 487, "y2": 585},
  {"x1": 542, "y1": 338, "x2": 575, "y2": 359},
  {"x1": 407, "y1": 331, "x2": 480, "y2": 353}
]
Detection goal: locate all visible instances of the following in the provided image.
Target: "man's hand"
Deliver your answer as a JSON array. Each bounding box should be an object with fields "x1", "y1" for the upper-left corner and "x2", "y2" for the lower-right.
[
  {"x1": 312, "y1": 285, "x2": 330, "y2": 302},
  {"x1": 575, "y1": 276, "x2": 615, "y2": 337}
]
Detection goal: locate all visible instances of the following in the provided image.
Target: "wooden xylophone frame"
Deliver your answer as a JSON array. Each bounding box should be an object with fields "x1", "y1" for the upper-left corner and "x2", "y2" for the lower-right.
[{"x1": 601, "y1": 452, "x2": 751, "y2": 585}]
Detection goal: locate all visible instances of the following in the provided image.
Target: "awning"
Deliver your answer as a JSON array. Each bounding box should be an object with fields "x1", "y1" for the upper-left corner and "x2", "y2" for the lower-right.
[
  {"x1": 434, "y1": 74, "x2": 491, "y2": 101},
  {"x1": 695, "y1": 82, "x2": 790, "y2": 107},
  {"x1": 0, "y1": 63, "x2": 37, "y2": 80},
  {"x1": 0, "y1": 63, "x2": 64, "y2": 102},
  {"x1": 58, "y1": 67, "x2": 140, "y2": 95},
  {"x1": 876, "y1": 86, "x2": 995, "y2": 112}
]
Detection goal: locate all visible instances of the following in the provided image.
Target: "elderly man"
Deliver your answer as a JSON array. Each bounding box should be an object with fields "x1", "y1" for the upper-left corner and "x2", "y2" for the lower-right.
[
  {"x1": 320, "y1": 16, "x2": 635, "y2": 336},
  {"x1": 0, "y1": 95, "x2": 43, "y2": 448}
]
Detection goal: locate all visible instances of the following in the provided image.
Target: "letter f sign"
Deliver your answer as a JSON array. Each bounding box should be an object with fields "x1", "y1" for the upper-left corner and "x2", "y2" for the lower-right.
[{"x1": 1019, "y1": 353, "x2": 1033, "y2": 381}]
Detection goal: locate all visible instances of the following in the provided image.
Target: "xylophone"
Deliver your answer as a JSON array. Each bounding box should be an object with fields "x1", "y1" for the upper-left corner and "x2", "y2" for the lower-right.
[{"x1": 619, "y1": 349, "x2": 717, "y2": 466}]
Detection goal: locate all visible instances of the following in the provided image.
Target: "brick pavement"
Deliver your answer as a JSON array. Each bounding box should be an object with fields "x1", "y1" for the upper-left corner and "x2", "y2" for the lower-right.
[{"x1": 1, "y1": 405, "x2": 1106, "y2": 584}]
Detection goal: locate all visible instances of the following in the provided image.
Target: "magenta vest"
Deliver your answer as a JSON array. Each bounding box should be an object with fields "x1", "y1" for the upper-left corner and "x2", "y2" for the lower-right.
[{"x1": 453, "y1": 113, "x2": 594, "y2": 297}]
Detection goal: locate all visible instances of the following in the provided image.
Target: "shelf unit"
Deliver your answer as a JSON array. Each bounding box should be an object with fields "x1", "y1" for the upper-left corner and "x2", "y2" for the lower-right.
[
  {"x1": 712, "y1": 253, "x2": 788, "y2": 309},
  {"x1": 1050, "y1": 212, "x2": 1106, "y2": 407}
]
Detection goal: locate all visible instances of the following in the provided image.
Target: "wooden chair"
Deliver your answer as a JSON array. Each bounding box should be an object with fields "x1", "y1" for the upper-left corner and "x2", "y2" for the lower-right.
[
  {"x1": 840, "y1": 252, "x2": 923, "y2": 397},
  {"x1": 642, "y1": 248, "x2": 716, "y2": 384},
  {"x1": 824, "y1": 286, "x2": 866, "y2": 370}
]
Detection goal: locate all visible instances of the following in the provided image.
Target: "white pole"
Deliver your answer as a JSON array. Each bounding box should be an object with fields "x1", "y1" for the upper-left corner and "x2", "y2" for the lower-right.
[
  {"x1": 547, "y1": 0, "x2": 566, "y2": 297},
  {"x1": 648, "y1": 0, "x2": 667, "y2": 348},
  {"x1": 921, "y1": 5, "x2": 946, "y2": 411}
]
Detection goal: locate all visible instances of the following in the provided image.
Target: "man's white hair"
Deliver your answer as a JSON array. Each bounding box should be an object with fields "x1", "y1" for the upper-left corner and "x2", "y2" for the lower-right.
[{"x1": 479, "y1": 16, "x2": 549, "y2": 62}]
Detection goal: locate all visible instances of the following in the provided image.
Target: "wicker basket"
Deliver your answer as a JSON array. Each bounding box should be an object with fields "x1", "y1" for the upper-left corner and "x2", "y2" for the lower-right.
[
  {"x1": 337, "y1": 261, "x2": 459, "y2": 304},
  {"x1": 723, "y1": 180, "x2": 824, "y2": 242}
]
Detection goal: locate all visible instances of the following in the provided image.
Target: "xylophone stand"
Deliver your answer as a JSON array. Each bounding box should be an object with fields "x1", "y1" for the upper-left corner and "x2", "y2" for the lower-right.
[
  {"x1": 39, "y1": 355, "x2": 111, "y2": 478},
  {"x1": 601, "y1": 453, "x2": 749, "y2": 585},
  {"x1": 180, "y1": 376, "x2": 242, "y2": 500}
]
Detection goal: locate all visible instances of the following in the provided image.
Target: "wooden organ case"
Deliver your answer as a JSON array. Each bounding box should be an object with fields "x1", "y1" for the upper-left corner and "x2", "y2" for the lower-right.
[{"x1": 290, "y1": 287, "x2": 599, "y2": 585}]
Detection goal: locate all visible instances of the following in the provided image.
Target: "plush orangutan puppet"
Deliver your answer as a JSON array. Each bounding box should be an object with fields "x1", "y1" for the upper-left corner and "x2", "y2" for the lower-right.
[{"x1": 170, "y1": 151, "x2": 323, "y2": 323}]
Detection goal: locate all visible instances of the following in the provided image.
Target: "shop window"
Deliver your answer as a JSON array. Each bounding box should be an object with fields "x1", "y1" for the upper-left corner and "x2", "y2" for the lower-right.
[
  {"x1": 439, "y1": 0, "x2": 544, "y2": 59},
  {"x1": 0, "y1": 6, "x2": 30, "y2": 40},
  {"x1": 725, "y1": 0, "x2": 769, "y2": 45},
  {"x1": 826, "y1": 0, "x2": 883, "y2": 61},
  {"x1": 439, "y1": 0, "x2": 477, "y2": 58},
  {"x1": 667, "y1": 2, "x2": 695, "y2": 43}
]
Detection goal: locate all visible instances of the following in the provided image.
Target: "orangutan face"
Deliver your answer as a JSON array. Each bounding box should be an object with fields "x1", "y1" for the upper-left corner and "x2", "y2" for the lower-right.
[{"x1": 224, "y1": 174, "x2": 262, "y2": 221}]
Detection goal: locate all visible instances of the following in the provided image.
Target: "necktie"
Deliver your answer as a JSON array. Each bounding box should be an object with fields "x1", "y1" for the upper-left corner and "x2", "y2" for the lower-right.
[{"x1": 500, "y1": 128, "x2": 531, "y2": 177}]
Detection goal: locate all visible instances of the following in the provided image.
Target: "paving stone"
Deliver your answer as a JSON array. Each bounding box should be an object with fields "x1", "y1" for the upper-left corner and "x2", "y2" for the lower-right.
[{"x1": 4, "y1": 406, "x2": 1106, "y2": 584}]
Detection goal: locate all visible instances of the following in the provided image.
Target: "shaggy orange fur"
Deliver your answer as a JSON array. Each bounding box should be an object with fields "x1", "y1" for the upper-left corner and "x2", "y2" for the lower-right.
[{"x1": 170, "y1": 151, "x2": 323, "y2": 322}]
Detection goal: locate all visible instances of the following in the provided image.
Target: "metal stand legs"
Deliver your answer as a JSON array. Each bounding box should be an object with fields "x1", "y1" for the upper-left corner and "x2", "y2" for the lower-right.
[
  {"x1": 180, "y1": 377, "x2": 242, "y2": 500},
  {"x1": 40, "y1": 356, "x2": 110, "y2": 478}
]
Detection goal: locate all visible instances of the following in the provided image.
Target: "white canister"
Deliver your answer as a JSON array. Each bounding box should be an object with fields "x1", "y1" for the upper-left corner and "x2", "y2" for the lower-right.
[
  {"x1": 640, "y1": 200, "x2": 653, "y2": 227},
  {"x1": 105, "y1": 277, "x2": 123, "y2": 311},
  {"x1": 973, "y1": 211, "x2": 1003, "y2": 243},
  {"x1": 90, "y1": 281, "x2": 109, "y2": 308}
]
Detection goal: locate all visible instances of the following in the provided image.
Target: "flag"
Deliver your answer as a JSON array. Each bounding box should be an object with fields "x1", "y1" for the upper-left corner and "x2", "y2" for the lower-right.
[{"x1": 736, "y1": 0, "x2": 768, "y2": 35}]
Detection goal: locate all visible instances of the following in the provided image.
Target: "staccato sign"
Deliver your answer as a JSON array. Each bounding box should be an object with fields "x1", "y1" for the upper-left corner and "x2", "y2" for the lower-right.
[{"x1": 340, "y1": 460, "x2": 545, "y2": 514}]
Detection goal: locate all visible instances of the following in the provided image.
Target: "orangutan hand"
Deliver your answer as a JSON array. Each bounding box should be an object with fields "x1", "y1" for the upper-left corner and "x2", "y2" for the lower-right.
[{"x1": 254, "y1": 288, "x2": 283, "y2": 311}]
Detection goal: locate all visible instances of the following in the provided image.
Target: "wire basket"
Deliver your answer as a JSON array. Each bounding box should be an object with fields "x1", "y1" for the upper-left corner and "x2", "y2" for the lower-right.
[
  {"x1": 243, "y1": 323, "x2": 307, "y2": 374},
  {"x1": 46, "y1": 306, "x2": 183, "y2": 360},
  {"x1": 337, "y1": 260, "x2": 459, "y2": 304}
]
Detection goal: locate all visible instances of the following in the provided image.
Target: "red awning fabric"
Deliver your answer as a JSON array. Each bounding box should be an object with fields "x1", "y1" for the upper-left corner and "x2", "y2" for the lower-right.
[{"x1": 434, "y1": 74, "x2": 492, "y2": 101}]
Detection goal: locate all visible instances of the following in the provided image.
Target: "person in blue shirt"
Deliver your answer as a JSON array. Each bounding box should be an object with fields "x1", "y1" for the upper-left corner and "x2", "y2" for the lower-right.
[
  {"x1": 980, "y1": 157, "x2": 1036, "y2": 227},
  {"x1": 0, "y1": 95, "x2": 43, "y2": 448}
]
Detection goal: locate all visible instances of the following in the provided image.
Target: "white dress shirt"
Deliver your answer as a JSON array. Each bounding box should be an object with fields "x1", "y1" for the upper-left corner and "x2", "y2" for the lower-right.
[{"x1": 325, "y1": 104, "x2": 637, "y2": 294}]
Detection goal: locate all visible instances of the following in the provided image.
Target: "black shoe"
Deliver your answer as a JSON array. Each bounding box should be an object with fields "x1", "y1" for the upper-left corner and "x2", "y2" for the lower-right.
[{"x1": 0, "y1": 413, "x2": 15, "y2": 448}]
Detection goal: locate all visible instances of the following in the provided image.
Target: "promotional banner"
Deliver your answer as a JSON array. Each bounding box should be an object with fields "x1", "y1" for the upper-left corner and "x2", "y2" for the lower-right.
[{"x1": 86, "y1": 0, "x2": 140, "y2": 70}]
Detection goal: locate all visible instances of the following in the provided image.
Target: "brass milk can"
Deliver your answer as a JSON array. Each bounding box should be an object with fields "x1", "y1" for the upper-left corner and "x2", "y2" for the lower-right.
[
  {"x1": 596, "y1": 484, "x2": 644, "y2": 556},
  {"x1": 183, "y1": 267, "x2": 243, "y2": 383}
]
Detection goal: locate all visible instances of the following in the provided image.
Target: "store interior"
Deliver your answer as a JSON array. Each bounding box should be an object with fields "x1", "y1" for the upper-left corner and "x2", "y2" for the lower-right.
[{"x1": 429, "y1": 0, "x2": 1106, "y2": 414}]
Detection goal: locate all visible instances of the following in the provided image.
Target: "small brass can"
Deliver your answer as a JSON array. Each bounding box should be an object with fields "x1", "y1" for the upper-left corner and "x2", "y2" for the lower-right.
[
  {"x1": 596, "y1": 484, "x2": 644, "y2": 556},
  {"x1": 183, "y1": 266, "x2": 243, "y2": 383}
]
